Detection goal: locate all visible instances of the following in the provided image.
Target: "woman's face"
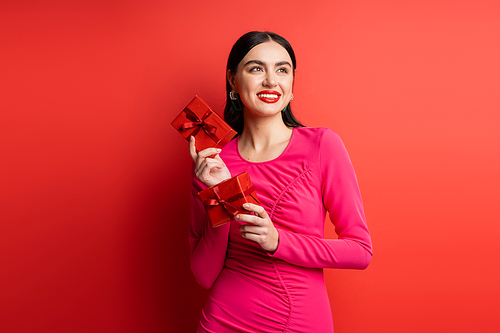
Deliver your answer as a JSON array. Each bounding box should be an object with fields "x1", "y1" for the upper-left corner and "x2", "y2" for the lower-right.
[{"x1": 229, "y1": 42, "x2": 294, "y2": 118}]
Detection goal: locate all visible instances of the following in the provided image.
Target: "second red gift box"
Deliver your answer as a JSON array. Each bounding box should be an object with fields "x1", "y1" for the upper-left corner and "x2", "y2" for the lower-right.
[{"x1": 198, "y1": 172, "x2": 260, "y2": 227}]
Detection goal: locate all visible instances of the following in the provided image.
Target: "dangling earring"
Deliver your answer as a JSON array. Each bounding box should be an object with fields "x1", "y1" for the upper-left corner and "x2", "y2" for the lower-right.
[
  {"x1": 229, "y1": 90, "x2": 237, "y2": 100},
  {"x1": 282, "y1": 93, "x2": 293, "y2": 112},
  {"x1": 230, "y1": 90, "x2": 243, "y2": 112}
]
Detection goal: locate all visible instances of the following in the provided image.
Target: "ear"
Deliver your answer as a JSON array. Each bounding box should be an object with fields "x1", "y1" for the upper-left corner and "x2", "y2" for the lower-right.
[{"x1": 226, "y1": 69, "x2": 236, "y2": 91}]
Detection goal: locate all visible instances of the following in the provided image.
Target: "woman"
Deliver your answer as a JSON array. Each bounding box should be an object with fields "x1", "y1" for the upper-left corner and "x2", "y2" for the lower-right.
[{"x1": 188, "y1": 31, "x2": 372, "y2": 333}]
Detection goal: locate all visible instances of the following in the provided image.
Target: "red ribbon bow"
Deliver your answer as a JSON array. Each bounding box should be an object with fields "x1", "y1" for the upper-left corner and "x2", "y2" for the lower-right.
[
  {"x1": 180, "y1": 108, "x2": 218, "y2": 142},
  {"x1": 204, "y1": 186, "x2": 256, "y2": 218}
]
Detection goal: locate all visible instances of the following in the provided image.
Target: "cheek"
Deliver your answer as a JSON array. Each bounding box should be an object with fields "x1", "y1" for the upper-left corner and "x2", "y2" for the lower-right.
[
  {"x1": 280, "y1": 77, "x2": 293, "y2": 91},
  {"x1": 237, "y1": 81, "x2": 257, "y2": 97},
  {"x1": 235, "y1": 83, "x2": 253, "y2": 106}
]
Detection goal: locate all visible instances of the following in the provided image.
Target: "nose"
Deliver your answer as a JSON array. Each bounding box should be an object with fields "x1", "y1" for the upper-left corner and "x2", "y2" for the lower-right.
[{"x1": 263, "y1": 71, "x2": 277, "y2": 87}]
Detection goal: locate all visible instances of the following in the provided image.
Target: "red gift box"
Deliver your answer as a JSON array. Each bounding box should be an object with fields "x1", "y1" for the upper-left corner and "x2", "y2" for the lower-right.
[
  {"x1": 198, "y1": 172, "x2": 260, "y2": 228},
  {"x1": 171, "y1": 95, "x2": 237, "y2": 152}
]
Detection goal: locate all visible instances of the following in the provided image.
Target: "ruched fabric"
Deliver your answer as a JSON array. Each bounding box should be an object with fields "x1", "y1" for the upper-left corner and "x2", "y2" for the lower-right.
[{"x1": 189, "y1": 127, "x2": 372, "y2": 333}]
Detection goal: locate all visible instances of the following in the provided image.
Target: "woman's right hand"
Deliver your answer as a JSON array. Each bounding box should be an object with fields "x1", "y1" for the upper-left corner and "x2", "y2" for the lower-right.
[{"x1": 189, "y1": 136, "x2": 231, "y2": 187}]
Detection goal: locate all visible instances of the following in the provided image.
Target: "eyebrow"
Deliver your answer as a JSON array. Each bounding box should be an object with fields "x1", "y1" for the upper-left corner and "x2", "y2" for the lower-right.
[{"x1": 243, "y1": 60, "x2": 292, "y2": 68}]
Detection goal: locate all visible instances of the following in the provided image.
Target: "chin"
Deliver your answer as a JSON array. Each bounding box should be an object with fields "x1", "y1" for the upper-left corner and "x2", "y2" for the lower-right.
[{"x1": 251, "y1": 107, "x2": 283, "y2": 117}]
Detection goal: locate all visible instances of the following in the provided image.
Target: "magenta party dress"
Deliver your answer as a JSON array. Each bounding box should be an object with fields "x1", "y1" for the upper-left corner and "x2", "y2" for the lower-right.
[{"x1": 189, "y1": 127, "x2": 373, "y2": 333}]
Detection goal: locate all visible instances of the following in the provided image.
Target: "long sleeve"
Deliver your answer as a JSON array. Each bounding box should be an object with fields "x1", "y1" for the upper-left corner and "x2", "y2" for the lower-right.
[
  {"x1": 269, "y1": 128, "x2": 372, "y2": 269},
  {"x1": 188, "y1": 164, "x2": 230, "y2": 289}
]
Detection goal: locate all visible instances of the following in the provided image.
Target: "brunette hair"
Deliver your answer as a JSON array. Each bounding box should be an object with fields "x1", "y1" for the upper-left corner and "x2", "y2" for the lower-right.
[{"x1": 224, "y1": 31, "x2": 304, "y2": 135}]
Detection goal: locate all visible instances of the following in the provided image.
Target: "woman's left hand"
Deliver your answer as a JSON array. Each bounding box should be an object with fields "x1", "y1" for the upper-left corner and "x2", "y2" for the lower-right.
[{"x1": 235, "y1": 203, "x2": 279, "y2": 253}]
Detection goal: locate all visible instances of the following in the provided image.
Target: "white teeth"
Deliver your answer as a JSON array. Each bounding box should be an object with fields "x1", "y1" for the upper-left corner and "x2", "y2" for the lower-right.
[{"x1": 257, "y1": 94, "x2": 279, "y2": 99}]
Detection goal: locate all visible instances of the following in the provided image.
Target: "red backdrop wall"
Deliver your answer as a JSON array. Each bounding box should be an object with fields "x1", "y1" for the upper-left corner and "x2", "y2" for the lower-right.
[{"x1": 2, "y1": 1, "x2": 499, "y2": 332}]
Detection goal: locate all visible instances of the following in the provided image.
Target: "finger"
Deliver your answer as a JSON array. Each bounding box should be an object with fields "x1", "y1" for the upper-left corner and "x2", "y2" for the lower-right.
[
  {"x1": 198, "y1": 147, "x2": 222, "y2": 159},
  {"x1": 205, "y1": 156, "x2": 226, "y2": 169},
  {"x1": 204, "y1": 158, "x2": 225, "y2": 171},
  {"x1": 195, "y1": 158, "x2": 215, "y2": 178},
  {"x1": 194, "y1": 158, "x2": 224, "y2": 178},
  {"x1": 213, "y1": 154, "x2": 227, "y2": 168},
  {"x1": 189, "y1": 136, "x2": 197, "y2": 161},
  {"x1": 234, "y1": 213, "x2": 261, "y2": 226},
  {"x1": 194, "y1": 159, "x2": 206, "y2": 178},
  {"x1": 240, "y1": 231, "x2": 265, "y2": 244},
  {"x1": 198, "y1": 159, "x2": 225, "y2": 181},
  {"x1": 194, "y1": 153, "x2": 208, "y2": 174},
  {"x1": 194, "y1": 153, "x2": 222, "y2": 174},
  {"x1": 242, "y1": 203, "x2": 269, "y2": 219},
  {"x1": 239, "y1": 224, "x2": 267, "y2": 235}
]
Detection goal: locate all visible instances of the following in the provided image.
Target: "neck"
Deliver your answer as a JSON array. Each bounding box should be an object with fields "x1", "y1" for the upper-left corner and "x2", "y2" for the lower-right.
[
  {"x1": 238, "y1": 111, "x2": 293, "y2": 162},
  {"x1": 241, "y1": 112, "x2": 291, "y2": 145}
]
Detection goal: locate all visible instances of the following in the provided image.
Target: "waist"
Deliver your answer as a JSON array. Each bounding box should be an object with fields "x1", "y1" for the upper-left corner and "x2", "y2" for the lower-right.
[{"x1": 225, "y1": 245, "x2": 324, "y2": 286}]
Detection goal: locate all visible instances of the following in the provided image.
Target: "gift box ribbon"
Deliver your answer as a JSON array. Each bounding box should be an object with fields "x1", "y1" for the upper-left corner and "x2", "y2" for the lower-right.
[
  {"x1": 180, "y1": 108, "x2": 219, "y2": 142},
  {"x1": 204, "y1": 186, "x2": 256, "y2": 217}
]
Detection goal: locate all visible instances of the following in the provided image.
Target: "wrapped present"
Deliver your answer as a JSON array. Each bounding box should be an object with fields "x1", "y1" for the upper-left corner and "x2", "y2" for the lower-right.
[
  {"x1": 198, "y1": 172, "x2": 260, "y2": 227},
  {"x1": 171, "y1": 95, "x2": 237, "y2": 152}
]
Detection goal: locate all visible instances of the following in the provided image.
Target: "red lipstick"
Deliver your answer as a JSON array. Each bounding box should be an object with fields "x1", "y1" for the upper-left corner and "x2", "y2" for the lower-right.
[{"x1": 256, "y1": 90, "x2": 281, "y2": 103}]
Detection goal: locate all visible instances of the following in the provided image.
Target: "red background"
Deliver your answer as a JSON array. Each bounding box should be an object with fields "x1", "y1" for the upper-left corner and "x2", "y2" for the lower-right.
[{"x1": 2, "y1": 1, "x2": 499, "y2": 332}]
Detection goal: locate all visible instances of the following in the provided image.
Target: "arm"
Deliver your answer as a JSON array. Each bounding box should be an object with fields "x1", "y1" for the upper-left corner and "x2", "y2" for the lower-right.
[
  {"x1": 188, "y1": 136, "x2": 231, "y2": 289},
  {"x1": 189, "y1": 165, "x2": 230, "y2": 289},
  {"x1": 269, "y1": 129, "x2": 372, "y2": 269}
]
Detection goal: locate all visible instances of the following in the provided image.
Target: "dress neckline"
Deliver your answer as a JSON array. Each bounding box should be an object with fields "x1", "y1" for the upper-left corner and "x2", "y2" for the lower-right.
[{"x1": 235, "y1": 127, "x2": 297, "y2": 165}]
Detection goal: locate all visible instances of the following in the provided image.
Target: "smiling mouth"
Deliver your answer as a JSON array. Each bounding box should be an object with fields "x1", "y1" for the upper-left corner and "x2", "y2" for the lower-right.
[
  {"x1": 256, "y1": 91, "x2": 281, "y2": 103},
  {"x1": 257, "y1": 93, "x2": 280, "y2": 99}
]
